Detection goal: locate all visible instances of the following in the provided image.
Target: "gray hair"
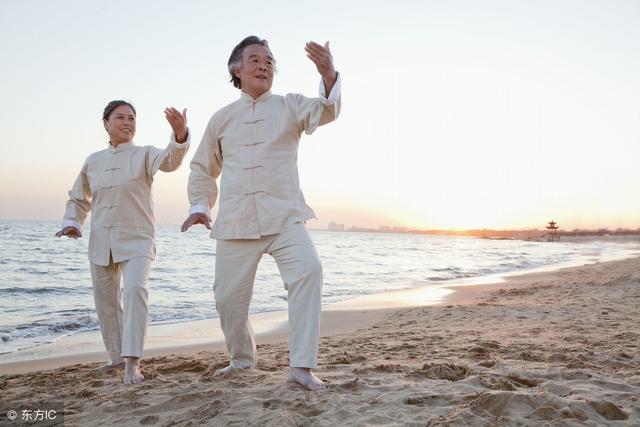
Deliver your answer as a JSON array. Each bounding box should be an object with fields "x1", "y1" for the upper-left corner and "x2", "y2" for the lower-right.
[{"x1": 227, "y1": 35, "x2": 277, "y2": 89}]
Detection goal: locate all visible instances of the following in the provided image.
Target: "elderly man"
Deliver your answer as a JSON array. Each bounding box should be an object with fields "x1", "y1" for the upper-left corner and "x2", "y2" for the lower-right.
[{"x1": 181, "y1": 36, "x2": 340, "y2": 391}]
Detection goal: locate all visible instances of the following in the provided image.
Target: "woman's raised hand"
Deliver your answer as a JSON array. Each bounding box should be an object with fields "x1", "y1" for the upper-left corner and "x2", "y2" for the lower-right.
[{"x1": 165, "y1": 107, "x2": 188, "y2": 143}]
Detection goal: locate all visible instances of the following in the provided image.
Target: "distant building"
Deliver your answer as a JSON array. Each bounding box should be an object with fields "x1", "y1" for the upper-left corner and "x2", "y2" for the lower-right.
[
  {"x1": 546, "y1": 220, "x2": 559, "y2": 241},
  {"x1": 328, "y1": 221, "x2": 345, "y2": 231},
  {"x1": 392, "y1": 226, "x2": 408, "y2": 233},
  {"x1": 379, "y1": 225, "x2": 392, "y2": 232}
]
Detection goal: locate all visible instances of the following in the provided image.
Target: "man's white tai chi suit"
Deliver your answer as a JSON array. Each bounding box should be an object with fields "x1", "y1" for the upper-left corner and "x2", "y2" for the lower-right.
[
  {"x1": 62, "y1": 135, "x2": 190, "y2": 365},
  {"x1": 188, "y1": 76, "x2": 341, "y2": 368}
]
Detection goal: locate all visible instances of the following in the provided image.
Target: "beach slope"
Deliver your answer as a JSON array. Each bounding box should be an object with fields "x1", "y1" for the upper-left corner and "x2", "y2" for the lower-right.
[{"x1": 1, "y1": 258, "x2": 639, "y2": 425}]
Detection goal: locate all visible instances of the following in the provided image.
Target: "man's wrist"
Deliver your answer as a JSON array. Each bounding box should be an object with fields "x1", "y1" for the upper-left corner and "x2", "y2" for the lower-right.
[
  {"x1": 322, "y1": 70, "x2": 337, "y2": 83},
  {"x1": 175, "y1": 129, "x2": 188, "y2": 143}
]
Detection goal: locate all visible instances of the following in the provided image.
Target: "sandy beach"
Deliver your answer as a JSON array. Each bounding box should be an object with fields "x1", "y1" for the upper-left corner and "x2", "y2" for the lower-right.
[{"x1": 1, "y1": 256, "x2": 639, "y2": 426}]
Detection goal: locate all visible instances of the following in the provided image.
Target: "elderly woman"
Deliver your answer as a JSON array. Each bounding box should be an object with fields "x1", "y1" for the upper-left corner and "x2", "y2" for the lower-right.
[{"x1": 56, "y1": 100, "x2": 190, "y2": 384}]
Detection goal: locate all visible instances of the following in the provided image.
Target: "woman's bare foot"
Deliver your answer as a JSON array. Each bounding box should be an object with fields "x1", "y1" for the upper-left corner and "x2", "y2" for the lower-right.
[{"x1": 287, "y1": 367, "x2": 327, "y2": 391}]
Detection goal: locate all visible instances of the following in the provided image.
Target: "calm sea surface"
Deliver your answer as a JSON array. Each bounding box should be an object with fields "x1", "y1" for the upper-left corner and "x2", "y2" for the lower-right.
[{"x1": 1, "y1": 220, "x2": 639, "y2": 354}]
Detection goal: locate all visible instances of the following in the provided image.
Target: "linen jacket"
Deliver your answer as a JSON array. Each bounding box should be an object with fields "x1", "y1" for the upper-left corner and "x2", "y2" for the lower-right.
[
  {"x1": 188, "y1": 75, "x2": 341, "y2": 239},
  {"x1": 62, "y1": 135, "x2": 190, "y2": 266}
]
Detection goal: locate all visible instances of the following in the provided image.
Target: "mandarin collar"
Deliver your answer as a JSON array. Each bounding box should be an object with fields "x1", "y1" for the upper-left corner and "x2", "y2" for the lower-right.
[
  {"x1": 240, "y1": 90, "x2": 272, "y2": 104},
  {"x1": 108, "y1": 141, "x2": 135, "y2": 153}
]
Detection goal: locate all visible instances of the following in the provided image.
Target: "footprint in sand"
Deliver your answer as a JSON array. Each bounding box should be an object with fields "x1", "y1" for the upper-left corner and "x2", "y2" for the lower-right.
[{"x1": 419, "y1": 363, "x2": 471, "y2": 381}]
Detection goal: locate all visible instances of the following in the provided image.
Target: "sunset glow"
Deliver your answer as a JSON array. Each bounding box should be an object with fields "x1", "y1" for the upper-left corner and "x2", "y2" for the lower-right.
[{"x1": 1, "y1": 0, "x2": 638, "y2": 231}]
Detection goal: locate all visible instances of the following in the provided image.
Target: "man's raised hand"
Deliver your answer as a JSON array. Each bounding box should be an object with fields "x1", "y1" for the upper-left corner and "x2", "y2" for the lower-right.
[{"x1": 305, "y1": 41, "x2": 337, "y2": 94}]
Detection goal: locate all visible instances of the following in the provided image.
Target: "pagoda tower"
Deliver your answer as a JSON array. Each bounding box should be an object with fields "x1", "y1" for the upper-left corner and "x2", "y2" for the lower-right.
[{"x1": 546, "y1": 220, "x2": 559, "y2": 241}]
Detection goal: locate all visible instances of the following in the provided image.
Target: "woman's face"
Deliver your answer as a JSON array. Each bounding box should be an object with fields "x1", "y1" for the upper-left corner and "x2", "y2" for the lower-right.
[{"x1": 103, "y1": 105, "x2": 136, "y2": 145}]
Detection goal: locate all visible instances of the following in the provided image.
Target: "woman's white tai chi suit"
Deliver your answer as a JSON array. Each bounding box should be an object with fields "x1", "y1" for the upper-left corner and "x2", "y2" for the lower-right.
[{"x1": 62, "y1": 135, "x2": 190, "y2": 365}]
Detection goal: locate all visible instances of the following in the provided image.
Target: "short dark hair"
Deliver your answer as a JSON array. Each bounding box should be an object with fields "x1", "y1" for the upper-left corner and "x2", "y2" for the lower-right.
[
  {"x1": 103, "y1": 100, "x2": 136, "y2": 120},
  {"x1": 227, "y1": 36, "x2": 276, "y2": 89}
]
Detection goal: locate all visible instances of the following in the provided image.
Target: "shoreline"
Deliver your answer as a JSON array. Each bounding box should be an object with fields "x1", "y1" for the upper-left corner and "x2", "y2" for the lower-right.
[
  {"x1": 2, "y1": 233, "x2": 638, "y2": 365},
  {"x1": 1, "y1": 252, "x2": 638, "y2": 375}
]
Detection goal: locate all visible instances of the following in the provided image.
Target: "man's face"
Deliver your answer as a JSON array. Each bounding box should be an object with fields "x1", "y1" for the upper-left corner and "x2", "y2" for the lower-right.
[{"x1": 235, "y1": 44, "x2": 274, "y2": 99}]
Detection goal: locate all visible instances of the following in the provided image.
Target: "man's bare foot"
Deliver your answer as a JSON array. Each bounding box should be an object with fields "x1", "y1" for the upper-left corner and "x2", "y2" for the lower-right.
[
  {"x1": 287, "y1": 367, "x2": 327, "y2": 391},
  {"x1": 123, "y1": 357, "x2": 144, "y2": 385}
]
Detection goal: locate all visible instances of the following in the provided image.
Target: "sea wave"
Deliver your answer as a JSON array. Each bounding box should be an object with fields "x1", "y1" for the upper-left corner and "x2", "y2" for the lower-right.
[
  {"x1": 0, "y1": 315, "x2": 99, "y2": 345},
  {"x1": 0, "y1": 286, "x2": 77, "y2": 295}
]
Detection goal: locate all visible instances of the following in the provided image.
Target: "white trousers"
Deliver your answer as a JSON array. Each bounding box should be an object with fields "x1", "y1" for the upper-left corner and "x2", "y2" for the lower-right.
[
  {"x1": 89, "y1": 256, "x2": 152, "y2": 365},
  {"x1": 214, "y1": 222, "x2": 323, "y2": 369}
]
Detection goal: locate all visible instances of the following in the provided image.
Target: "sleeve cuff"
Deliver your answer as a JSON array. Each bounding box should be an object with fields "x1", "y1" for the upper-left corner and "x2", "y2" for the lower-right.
[
  {"x1": 62, "y1": 220, "x2": 82, "y2": 231},
  {"x1": 189, "y1": 204, "x2": 211, "y2": 218},
  {"x1": 319, "y1": 72, "x2": 341, "y2": 106},
  {"x1": 170, "y1": 127, "x2": 191, "y2": 148}
]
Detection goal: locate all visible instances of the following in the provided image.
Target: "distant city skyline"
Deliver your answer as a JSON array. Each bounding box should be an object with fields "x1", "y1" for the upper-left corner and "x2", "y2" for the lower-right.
[{"x1": 325, "y1": 220, "x2": 640, "y2": 234}]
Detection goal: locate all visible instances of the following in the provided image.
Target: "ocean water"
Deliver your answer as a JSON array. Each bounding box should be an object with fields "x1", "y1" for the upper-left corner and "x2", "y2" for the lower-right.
[{"x1": 1, "y1": 220, "x2": 639, "y2": 355}]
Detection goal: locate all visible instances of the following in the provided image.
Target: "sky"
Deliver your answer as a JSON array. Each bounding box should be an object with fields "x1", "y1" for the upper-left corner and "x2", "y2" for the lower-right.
[{"x1": 0, "y1": 0, "x2": 638, "y2": 230}]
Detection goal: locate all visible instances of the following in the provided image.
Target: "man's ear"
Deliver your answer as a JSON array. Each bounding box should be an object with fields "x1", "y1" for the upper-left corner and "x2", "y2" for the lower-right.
[{"x1": 234, "y1": 67, "x2": 241, "y2": 78}]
